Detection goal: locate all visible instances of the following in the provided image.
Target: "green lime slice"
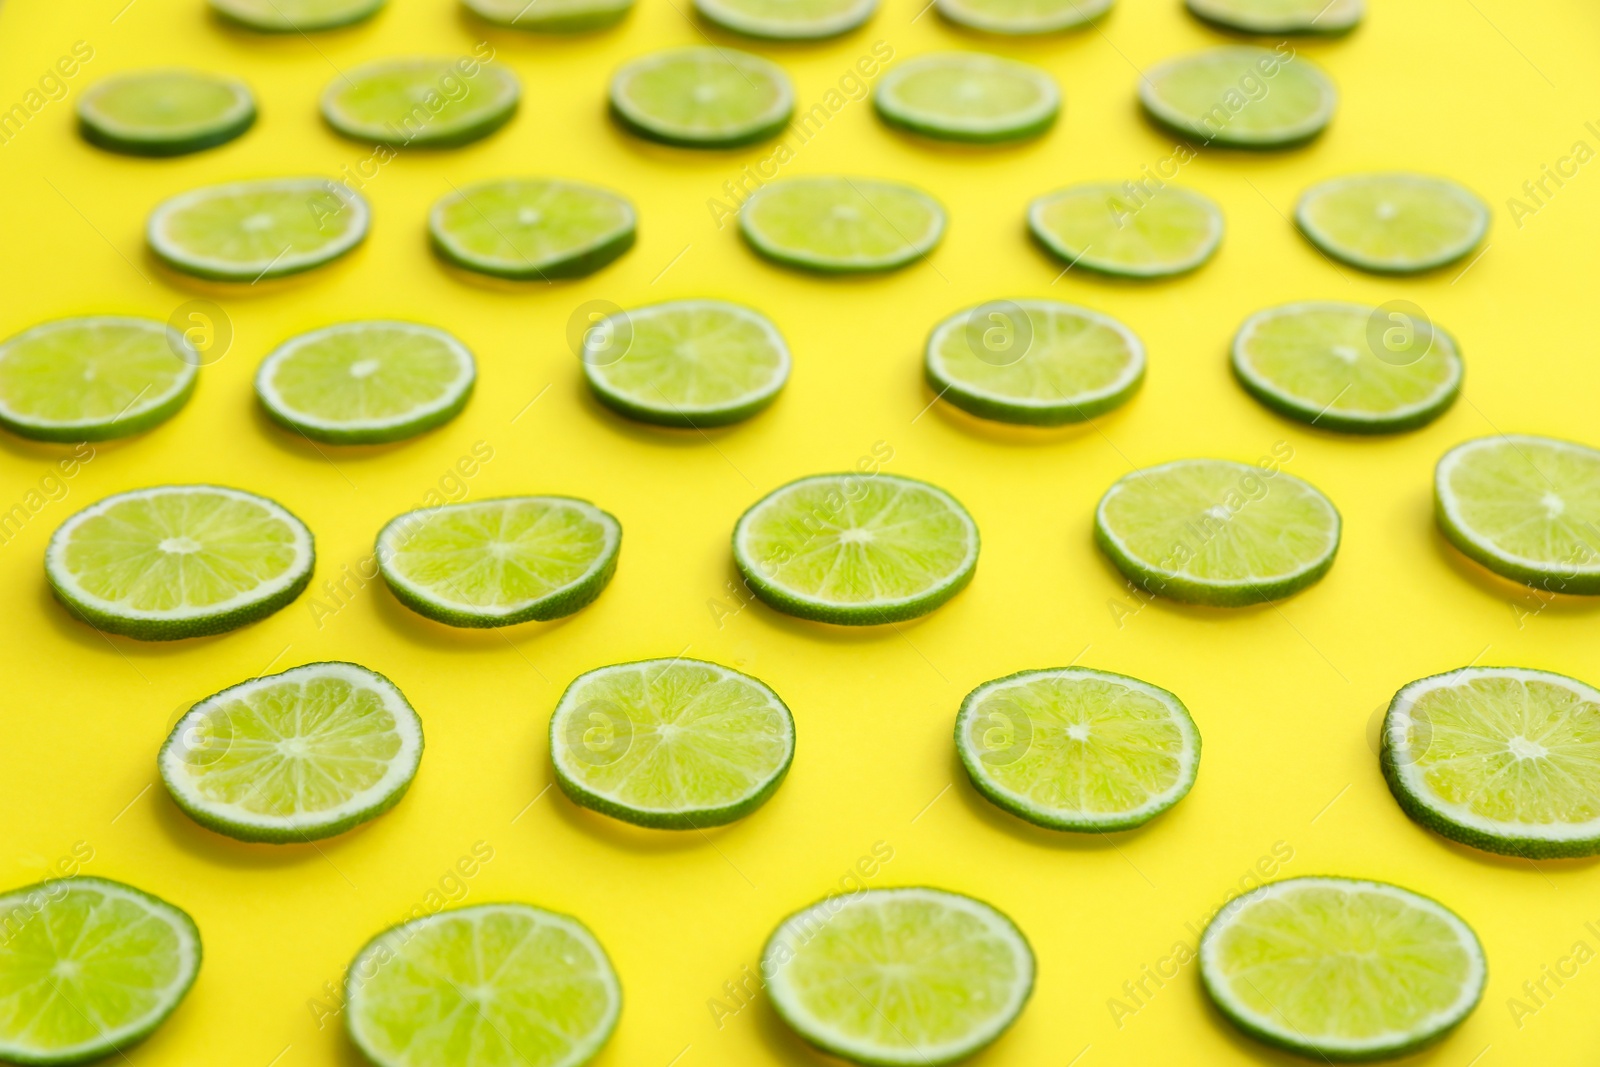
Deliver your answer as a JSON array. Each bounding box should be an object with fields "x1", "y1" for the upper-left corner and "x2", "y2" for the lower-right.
[
  {"x1": 376, "y1": 496, "x2": 620, "y2": 628},
  {"x1": 695, "y1": 0, "x2": 875, "y2": 37},
  {"x1": 1435, "y1": 435, "x2": 1600, "y2": 593},
  {"x1": 77, "y1": 69, "x2": 255, "y2": 156},
  {"x1": 209, "y1": 0, "x2": 385, "y2": 29},
  {"x1": 610, "y1": 47, "x2": 794, "y2": 147},
  {"x1": 956, "y1": 667, "x2": 1199, "y2": 831},
  {"x1": 1186, "y1": 0, "x2": 1362, "y2": 34},
  {"x1": 1231, "y1": 302, "x2": 1462, "y2": 433},
  {"x1": 582, "y1": 300, "x2": 790, "y2": 427},
  {"x1": 345, "y1": 903, "x2": 620, "y2": 1067},
  {"x1": 46, "y1": 485, "x2": 315, "y2": 640},
  {"x1": 428, "y1": 179, "x2": 636, "y2": 281},
  {"x1": 874, "y1": 52, "x2": 1059, "y2": 144},
  {"x1": 924, "y1": 299, "x2": 1144, "y2": 425},
  {"x1": 159, "y1": 661, "x2": 423, "y2": 843},
  {"x1": 0, "y1": 877, "x2": 201, "y2": 1066},
  {"x1": 739, "y1": 177, "x2": 946, "y2": 273},
  {"x1": 1200, "y1": 877, "x2": 1485, "y2": 1060},
  {"x1": 764, "y1": 887, "x2": 1034, "y2": 1066},
  {"x1": 1027, "y1": 183, "x2": 1223, "y2": 278},
  {"x1": 1295, "y1": 173, "x2": 1488, "y2": 274},
  {"x1": 1139, "y1": 47, "x2": 1336, "y2": 148},
  {"x1": 147, "y1": 177, "x2": 369, "y2": 282},
  {"x1": 549, "y1": 658, "x2": 795, "y2": 829},
  {"x1": 733, "y1": 472, "x2": 979, "y2": 625},
  {"x1": 935, "y1": 0, "x2": 1112, "y2": 34},
  {"x1": 0, "y1": 316, "x2": 197, "y2": 442},
  {"x1": 256, "y1": 321, "x2": 475, "y2": 444},
  {"x1": 1095, "y1": 458, "x2": 1340, "y2": 606},
  {"x1": 463, "y1": 0, "x2": 635, "y2": 30},
  {"x1": 322, "y1": 58, "x2": 520, "y2": 149}
]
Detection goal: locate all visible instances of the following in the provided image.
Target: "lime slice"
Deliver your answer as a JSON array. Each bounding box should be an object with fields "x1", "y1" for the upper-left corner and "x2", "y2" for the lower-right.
[
  {"x1": 549, "y1": 658, "x2": 795, "y2": 829},
  {"x1": 1139, "y1": 47, "x2": 1336, "y2": 148},
  {"x1": 0, "y1": 316, "x2": 197, "y2": 442},
  {"x1": 209, "y1": 0, "x2": 385, "y2": 30},
  {"x1": 1435, "y1": 435, "x2": 1600, "y2": 593},
  {"x1": 322, "y1": 58, "x2": 520, "y2": 149},
  {"x1": 46, "y1": 485, "x2": 315, "y2": 640},
  {"x1": 346, "y1": 903, "x2": 620, "y2": 1067},
  {"x1": 924, "y1": 299, "x2": 1144, "y2": 425},
  {"x1": 463, "y1": 0, "x2": 635, "y2": 30},
  {"x1": 376, "y1": 496, "x2": 620, "y2": 628},
  {"x1": 0, "y1": 877, "x2": 201, "y2": 1066},
  {"x1": 256, "y1": 321, "x2": 475, "y2": 444},
  {"x1": 1186, "y1": 0, "x2": 1362, "y2": 34},
  {"x1": 1200, "y1": 877, "x2": 1485, "y2": 1060},
  {"x1": 610, "y1": 47, "x2": 793, "y2": 148},
  {"x1": 695, "y1": 0, "x2": 875, "y2": 37},
  {"x1": 77, "y1": 69, "x2": 255, "y2": 156},
  {"x1": 739, "y1": 177, "x2": 946, "y2": 273},
  {"x1": 733, "y1": 472, "x2": 979, "y2": 625},
  {"x1": 1231, "y1": 302, "x2": 1462, "y2": 433},
  {"x1": 147, "y1": 177, "x2": 369, "y2": 282},
  {"x1": 582, "y1": 300, "x2": 790, "y2": 427},
  {"x1": 1296, "y1": 174, "x2": 1488, "y2": 274},
  {"x1": 874, "y1": 52, "x2": 1059, "y2": 144},
  {"x1": 935, "y1": 0, "x2": 1112, "y2": 34},
  {"x1": 1027, "y1": 183, "x2": 1223, "y2": 278},
  {"x1": 428, "y1": 179, "x2": 636, "y2": 281},
  {"x1": 1095, "y1": 458, "x2": 1340, "y2": 606},
  {"x1": 159, "y1": 661, "x2": 424, "y2": 843},
  {"x1": 764, "y1": 887, "x2": 1034, "y2": 1066}
]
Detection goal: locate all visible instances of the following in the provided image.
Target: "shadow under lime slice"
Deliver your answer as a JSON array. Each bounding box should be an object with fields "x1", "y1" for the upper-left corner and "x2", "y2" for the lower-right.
[
  {"x1": 209, "y1": 0, "x2": 386, "y2": 30},
  {"x1": 1186, "y1": 0, "x2": 1362, "y2": 34},
  {"x1": 147, "y1": 177, "x2": 369, "y2": 281},
  {"x1": 695, "y1": 0, "x2": 876, "y2": 38},
  {"x1": 874, "y1": 52, "x2": 1059, "y2": 143},
  {"x1": 322, "y1": 58, "x2": 520, "y2": 148},
  {"x1": 1139, "y1": 46, "x2": 1336, "y2": 148},
  {"x1": 463, "y1": 0, "x2": 635, "y2": 29},
  {"x1": 1295, "y1": 173, "x2": 1488, "y2": 274},
  {"x1": 739, "y1": 176, "x2": 946, "y2": 273},
  {"x1": 1028, "y1": 182, "x2": 1223, "y2": 278},
  {"x1": 77, "y1": 69, "x2": 255, "y2": 156},
  {"x1": 935, "y1": 0, "x2": 1112, "y2": 34},
  {"x1": 429, "y1": 178, "x2": 636, "y2": 280},
  {"x1": 610, "y1": 46, "x2": 793, "y2": 147}
]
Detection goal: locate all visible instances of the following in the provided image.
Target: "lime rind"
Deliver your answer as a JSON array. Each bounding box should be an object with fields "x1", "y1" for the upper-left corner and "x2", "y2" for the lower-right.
[
  {"x1": 873, "y1": 53, "x2": 1060, "y2": 144},
  {"x1": 935, "y1": 0, "x2": 1112, "y2": 34},
  {"x1": 1295, "y1": 173, "x2": 1489, "y2": 275},
  {"x1": 209, "y1": 0, "x2": 387, "y2": 31},
  {"x1": 609, "y1": 47, "x2": 794, "y2": 148},
  {"x1": 77, "y1": 70, "x2": 256, "y2": 157},
  {"x1": 1138, "y1": 47, "x2": 1336, "y2": 149},
  {"x1": 147, "y1": 178, "x2": 371, "y2": 282},
  {"x1": 428, "y1": 179, "x2": 637, "y2": 281},
  {"x1": 321, "y1": 59, "x2": 521, "y2": 149},
  {"x1": 694, "y1": 0, "x2": 877, "y2": 39},
  {"x1": 739, "y1": 177, "x2": 947, "y2": 273},
  {"x1": 1186, "y1": 0, "x2": 1363, "y2": 35},
  {"x1": 1027, "y1": 183, "x2": 1224, "y2": 279},
  {"x1": 462, "y1": 0, "x2": 636, "y2": 30}
]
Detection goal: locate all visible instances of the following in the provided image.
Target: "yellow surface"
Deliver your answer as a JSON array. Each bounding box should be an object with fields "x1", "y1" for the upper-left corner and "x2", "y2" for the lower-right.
[{"x1": 2, "y1": 0, "x2": 1598, "y2": 1063}]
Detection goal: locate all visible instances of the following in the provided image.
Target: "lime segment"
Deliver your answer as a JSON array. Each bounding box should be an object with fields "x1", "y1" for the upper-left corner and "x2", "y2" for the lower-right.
[
  {"x1": 463, "y1": 0, "x2": 635, "y2": 30},
  {"x1": 1028, "y1": 183, "x2": 1223, "y2": 278},
  {"x1": 1139, "y1": 47, "x2": 1336, "y2": 148},
  {"x1": 322, "y1": 58, "x2": 520, "y2": 148},
  {"x1": 77, "y1": 69, "x2": 255, "y2": 156},
  {"x1": 936, "y1": 0, "x2": 1112, "y2": 34},
  {"x1": 610, "y1": 47, "x2": 793, "y2": 147},
  {"x1": 429, "y1": 179, "x2": 636, "y2": 280},
  {"x1": 1187, "y1": 0, "x2": 1362, "y2": 34},
  {"x1": 874, "y1": 52, "x2": 1059, "y2": 143},
  {"x1": 209, "y1": 0, "x2": 385, "y2": 30},
  {"x1": 695, "y1": 0, "x2": 876, "y2": 38},
  {"x1": 739, "y1": 177, "x2": 946, "y2": 273},
  {"x1": 147, "y1": 177, "x2": 369, "y2": 282},
  {"x1": 1296, "y1": 173, "x2": 1488, "y2": 274}
]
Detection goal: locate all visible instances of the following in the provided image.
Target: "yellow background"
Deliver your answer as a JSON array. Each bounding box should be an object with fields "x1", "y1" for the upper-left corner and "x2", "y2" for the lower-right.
[{"x1": 1, "y1": 0, "x2": 1598, "y2": 1063}]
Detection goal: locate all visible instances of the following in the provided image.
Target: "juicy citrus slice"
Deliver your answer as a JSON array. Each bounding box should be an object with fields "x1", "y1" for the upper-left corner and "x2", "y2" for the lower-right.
[
  {"x1": 77, "y1": 69, "x2": 255, "y2": 156},
  {"x1": 873, "y1": 52, "x2": 1059, "y2": 144},
  {"x1": 935, "y1": 0, "x2": 1112, "y2": 34},
  {"x1": 739, "y1": 176, "x2": 946, "y2": 273},
  {"x1": 1139, "y1": 47, "x2": 1336, "y2": 148},
  {"x1": 428, "y1": 179, "x2": 636, "y2": 280},
  {"x1": 694, "y1": 0, "x2": 876, "y2": 38},
  {"x1": 1295, "y1": 173, "x2": 1489, "y2": 274},
  {"x1": 209, "y1": 0, "x2": 385, "y2": 30},
  {"x1": 321, "y1": 58, "x2": 520, "y2": 148},
  {"x1": 147, "y1": 177, "x2": 369, "y2": 281},
  {"x1": 462, "y1": 0, "x2": 635, "y2": 30},
  {"x1": 1186, "y1": 0, "x2": 1362, "y2": 34},
  {"x1": 1027, "y1": 183, "x2": 1223, "y2": 278},
  {"x1": 609, "y1": 47, "x2": 793, "y2": 147}
]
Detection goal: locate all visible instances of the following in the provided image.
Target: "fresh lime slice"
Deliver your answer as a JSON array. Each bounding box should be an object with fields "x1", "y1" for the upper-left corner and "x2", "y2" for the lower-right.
[
  {"x1": 1027, "y1": 183, "x2": 1223, "y2": 278},
  {"x1": 0, "y1": 316, "x2": 197, "y2": 442},
  {"x1": 77, "y1": 69, "x2": 255, "y2": 156},
  {"x1": 322, "y1": 58, "x2": 520, "y2": 148},
  {"x1": 582, "y1": 300, "x2": 790, "y2": 427},
  {"x1": 428, "y1": 179, "x2": 636, "y2": 280},
  {"x1": 610, "y1": 47, "x2": 793, "y2": 147},
  {"x1": 1231, "y1": 302, "x2": 1462, "y2": 433},
  {"x1": 1139, "y1": 47, "x2": 1336, "y2": 148},
  {"x1": 376, "y1": 496, "x2": 621, "y2": 628},
  {"x1": 924, "y1": 299, "x2": 1144, "y2": 425},
  {"x1": 46, "y1": 485, "x2": 315, "y2": 640},
  {"x1": 1187, "y1": 0, "x2": 1362, "y2": 34},
  {"x1": 462, "y1": 0, "x2": 635, "y2": 30},
  {"x1": 549, "y1": 658, "x2": 795, "y2": 829},
  {"x1": 209, "y1": 0, "x2": 385, "y2": 30},
  {"x1": 0, "y1": 877, "x2": 201, "y2": 1066},
  {"x1": 739, "y1": 177, "x2": 946, "y2": 273},
  {"x1": 147, "y1": 177, "x2": 369, "y2": 282},
  {"x1": 1201, "y1": 877, "x2": 1485, "y2": 1060},
  {"x1": 346, "y1": 903, "x2": 620, "y2": 1067},
  {"x1": 695, "y1": 0, "x2": 875, "y2": 37},
  {"x1": 936, "y1": 0, "x2": 1112, "y2": 34},
  {"x1": 256, "y1": 321, "x2": 475, "y2": 444},
  {"x1": 1435, "y1": 435, "x2": 1600, "y2": 593},
  {"x1": 1296, "y1": 174, "x2": 1488, "y2": 274},
  {"x1": 1095, "y1": 458, "x2": 1340, "y2": 606},
  {"x1": 159, "y1": 661, "x2": 424, "y2": 843},
  {"x1": 764, "y1": 887, "x2": 1034, "y2": 1066},
  {"x1": 956, "y1": 667, "x2": 1198, "y2": 831},
  {"x1": 733, "y1": 472, "x2": 979, "y2": 625},
  {"x1": 874, "y1": 52, "x2": 1059, "y2": 144}
]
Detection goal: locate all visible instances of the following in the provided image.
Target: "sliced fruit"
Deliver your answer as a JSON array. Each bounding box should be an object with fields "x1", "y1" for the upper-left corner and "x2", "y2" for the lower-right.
[
  {"x1": 147, "y1": 177, "x2": 369, "y2": 282},
  {"x1": 1231, "y1": 302, "x2": 1462, "y2": 433},
  {"x1": 0, "y1": 877, "x2": 201, "y2": 1066},
  {"x1": 209, "y1": 0, "x2": 386, "y2": 30},
  {"x1": 0, "y1": 316, "x2": 197, "y2": 442},
  {"x1": 733, "y1": 472, "x2": 979, "y2": 625},
  {"x1": 1186, "y1": 0, "x2": 1362, "y2": 35},
  {"x1": 936, "y1": 0, "x2": 1112, "y2": 34},
  {"x1": 1435, "y1": 435, "x2": 1600, "y2": 593},
  {"x1": 428, "y1": 178, "x2": 636, "y2": 280},
  {"x1": 1296, "y1": 173, "x2": 1488, "y2": 274},
  {"x1": 1200, "y1": 877, "x2": 1485, "y2": 1060},
  {"x1": 321, "y1": 58, "x2": 520, "y2": 148},
  {"x1": 1139, "y1": 47, "x2": 1336, "y2": 148},
  {"x1": 874, "y1": 52, "x2": 1059, "y2": 144},
  {"x1": 696, "y1": 0, "x2": 875, "y2": 38},
  {"x1": 739, "y1": 177, "x2": 946, "y2": 273},
  {"x1": 376, "y1": 496, "x2": 620, "y2": 627},
  {"x1": 1027, "y1": 182, "x2": 1223, "y2": 278},
  {"x1": 345, "y1": 903, "x2": 620, "y2": 1067},
  {"x1": 46, "y1": 485, "x2": 314, "y2": 640},
  {"x1": 610, "y1": 47, "x2": 793, "y2": 148},
  {"x1": 462, "y1": 0, "x2": 635, "y2": 30},
  {"x1": 1095, "y1": 458, "x2": 1340, "y2": 606},
  {"x1": 77, "y1": 69, "x2": 255, "y2": 156},
  {"x1": 764, "y1": 887, "x2": 1034, "y2": 1066}
]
